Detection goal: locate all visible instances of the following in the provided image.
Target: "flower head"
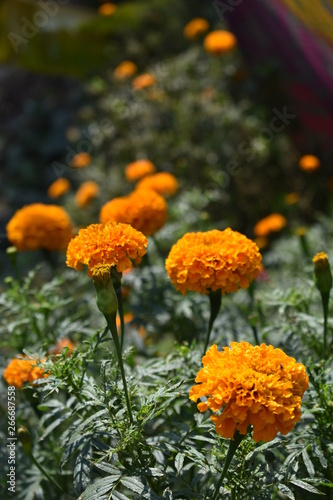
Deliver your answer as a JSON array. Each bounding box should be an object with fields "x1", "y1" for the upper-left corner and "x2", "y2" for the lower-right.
[
  {"x1": 6, "y1": 204, "x2": 73, "y2": 251},
  {"x1": 71, "y1": 152, "x2": 92, "y2": 169},
  {"x1": 136, "y1": 172, "x2": 179, "y2": 197},
  {"x1": 165, "y1": 228, "x2": 262, "y2": 295},
  {"x1": 114, "y1": 60, "x2": 138, "y2": 79},
  {"x1": 254, "y1": 213, "x2": 287, "y2": 237},
  {"x1": 75, "y1": 181, "x2": 99, "y2": 208},
  {"x1": 204, "y1": 30, "x2": 237, "y2": 55},
  {"x1": 132, "y1": 73, "x2": 157, "y2": 90},
  {"x1": 3, "y1": 357, "x2": 49, "y2": 389},
  {"x1": 50, "y1": 338, "x2": 75, "y2": 355},
  {"x1": 100, "y1": 189, "x2": 167, "y2": 236},
  {"x1": 98, "y1": 2, "x2": 116, "y2": 16},
  {"x1": 47, "y1": 178, "x2": 71, "y2": 199},
  {"x1": 184, "y1": 18, "x2": 209, "y2": 40},
  {"x1": 125, "y1": 159, "x2": 156, "y2": 182},
  {"x1": 66, "y1": 222, "x2": 147, "y2": 274},
  {"x1": 189, "y1": 342, "x2": 309, "y2": 442},
  {"x1": 299, "y1": 154, "x2": 320, "y2": 172}
]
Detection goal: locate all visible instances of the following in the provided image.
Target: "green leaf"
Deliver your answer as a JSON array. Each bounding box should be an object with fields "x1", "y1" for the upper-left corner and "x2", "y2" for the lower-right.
[
  {"x1": 73, "y1": 441, "x2": 92, "y2": 495},
  {"x1": 120, "y1": 476, "x2": 145, "y2": 494},
  {"x1": 174, "y1": 452, "x2": 185, "y2": 475},
  {"x1": 301, "y1": 448, "x2": 315, "y2": 477},
  {"x1": 289, "y1": 479, "x2": 325, "y2": 495},
  {"x1": 277, "y1": 483, "x2": 295, "y2": 500},
  {"x1": 80, "y1": 476, "x2": 120, "y2": 499}
]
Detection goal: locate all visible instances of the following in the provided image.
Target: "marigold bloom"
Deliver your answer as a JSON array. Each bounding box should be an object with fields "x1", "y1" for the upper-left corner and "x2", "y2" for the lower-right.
[
  {"x1": 71, "y1": 152, "x2": 92, "y2": 169},
  {"x1": 3, "y1": 357, "x2": 49, "y2": 389},
  {"x1": 75, "y1": 181, "x2": 100, "y2": 208},
  {"x1": 47, "y1": 178, "x2": 71, "y2": 199},
  {"x1": 98, "y1": 2, "x2": 116, "y2": 16},
  {"x1": 136, "y1": 172, "x2": 179, "y2": 197},
  {"x1": 116, "y1": 313, "x2": 134, "y2": 332},
  {"x1": 50, "y1": 338, "x2": 75, "y2": 355},
  {"x1": 189, "y1": 342, "x2": 309, "y2": 442},
  {"x1": 6, "y1": 204, "x2": 73, "y2": 251},
  {"x1": 204, "y1": 30, "x2": 237, "y2": 55},
  {"x1": 284, "y1": 192, "x2": 299, "y2": 205},
  {"x1": 254, "y1": 213, "x2": 287, "y2": 237},
  {"x1": 184, "y1": 18, "x2": 209, "y2": 40},
  {"x1": 125, "y1": 159, "x2": 156, "y2": 181},
  {"x1": 66, "y1": 222, "x2": 147, "y2": 274},
  {"x1": 100, "y1": 189, "x2": 167, "y2": 236},
  {"x1": 132, "y1": 73, "x2": 157, "y2": 90},
  {"x1": 114, "y1": 61, "x2": 138, "y2": 79},
  {"x1": 299, "y1": 154, "x2": 320, "y2": 172},
  {"x1": 165, "y1": 228, "x2": 262, "y2": 295}
]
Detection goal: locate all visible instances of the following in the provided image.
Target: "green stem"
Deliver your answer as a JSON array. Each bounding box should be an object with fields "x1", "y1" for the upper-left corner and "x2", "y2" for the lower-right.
[
  {"x1": 29, "y1": 451, "x2": 66, "y2": 493},
  {"x1": 105, "y1": 314, "x2": 134, "y2": 425},
  {"x1": 212, "y1": 430, "x2": 244, "y2": 500},
  {"x1": 203, "y1": 292, "x2": 222, "y2": 355},
  {"x1": 231, "y1": 487, "x2": 236, "y2": 500},
  {"x1": 321, "y1": 292, "x2": 330, "y2": 358},
  {"x1": 251, "y1": 325, "x2": 260, "y2": 346}
]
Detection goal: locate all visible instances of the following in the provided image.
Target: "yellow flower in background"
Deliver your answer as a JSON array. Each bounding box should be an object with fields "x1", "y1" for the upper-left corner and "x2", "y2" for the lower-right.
[
  {"x1": 114, "y1": 61, "x2": 138, "y2": 79},
  {"x1": 204, "y1": 30, "x2": 237, "y2": 55},
  {"x1": 189, "y1": 342, "x2": 308, "y2": 442},
  {"x1": 75, "y1": 181, "x2": 99, "y2": 208},
  {"x1": 98, "y1": 2, "x2": 117, "y2": 16},
  {"x1": 184, "y1": 18, "x2": 209, "y2": 40},
  {"x1": 284, "y1": 192, "x2": 300, "y2": 205},
  {"x1": 71, "y1": 152, "x2": 92, "y2": 169},
  {"x1": 66, "y1": 222, "x2": 147, "y2": 274},
  {"x1": 100, "y1": 189, "x2": 168, "y2": 236},
  {"x1": 136, "y1": 172, "x2": 179, "y2": 197},
  {"x1": 47, "y1": 178, "x2": 71, "y2": 199},
  {"x1": 254, "y1": 213, "x2": 287, "y2": 237},
  {"x1": 299, "y1": 154, "x2": 320, "y2": 172},
  {"x1": 132, "y1": 73, "x2": 157, "y2": 90},
  {"x1": 125, "y1": 159, "x2": 156, "y2": 181},
  {"x1": 3, "y1": 357, "x2": 49, "y2": 389},
  {"x1": 6, "y1": 204, "x2": 73, "y2": 251},
  {"x1": 165, "y1": 228, "x2": 262, "y2": 295},
  {"x1": 49, "y1": 338, "x2": 75, "y2": 355}
]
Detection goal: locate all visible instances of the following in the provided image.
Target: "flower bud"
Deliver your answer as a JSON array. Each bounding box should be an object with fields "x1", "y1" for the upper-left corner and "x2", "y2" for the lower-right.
[
  {"x1": 92, "y1": 264, "x2": 118, "y2": 316},
  {"x1": 18, "y1": 425, "x2": 32, "y2": 455},
  {"x1": 313, "y1": 252, "x2": 332, "y2": 294}
]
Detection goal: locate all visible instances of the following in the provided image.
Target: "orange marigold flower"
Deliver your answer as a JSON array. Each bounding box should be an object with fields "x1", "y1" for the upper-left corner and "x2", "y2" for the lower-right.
[
  {"x1": 299, "y1": 154, "x2": 320, "y2": 172},
  {"x1": 184, "y1": 18, "x2": 209, "y2": 40},
  {"x1": 165, "y1": 228, "x2": 262, "y2": 295},
  {"x1": 204, "y1": 30, "x2": 237, "y2": 55},
  {"x1": 284, "y1": 192, "x2": 299, "y2": 205},
  {"x1": 75, "y1": 181, "x2": 100, "y2": 208},
  {"x1": 66, "y1": 221, "x2": 147, "y2": 274},
  {"x1": 189, "y1": 342, "x2": 309, "y2": 442},
  {"x1": 254, "y1": 213, "x2": 287, "y2": 237},
  {"x1": 125, "y1": 159, "x2": 156, "y2": 181},
  {"x1": 136, "y1": 172, "x2": 179, "y2": 197},
  {"x1": 6, "y1": 204, "x2": 73, "y2": 251},
  {"x1": 114, "y1": 60, "x2": 138, "y2": 79},
  {"x1": 132, "y1": 73, "x2": 157, "y2": 90},
  {"x1": 47, "y1": 178, "x2": 71, "y2": 199},
  {"x1": 50, "y1": 338, "x2": 75, "y2": 355},
  {"x1": 116, "y1": 313, "x2": 134, "y2": 332},
  {"x1": 71, "y1": 152, "x2": 92, "y2": 169},
  {"x1": 3, "y1": 357, "x2": 49, "y2": 389},
  {"x1": 100, "y1": 189, "x2": 167, "y2": 237},
  {"x1": 98, "y1": 2, "x2": 116, "y2": 16}
]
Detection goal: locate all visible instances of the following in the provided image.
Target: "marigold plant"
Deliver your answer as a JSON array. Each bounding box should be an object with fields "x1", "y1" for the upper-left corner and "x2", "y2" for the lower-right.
[
  {"x1": 165, "y1": 228, "x2": 262, "y2": 295},
  {"x1": 100, "y1": 189, "x2": 167, "y2": 236},
  {"x1": 136, "y1": 172, "x2": 179, "y2": 197},
  {"x1": 114, "y1": 61, "x2": 138, "y2": 79},
  {"x1": 299, "y1": 154, "x2": 320, "y2": 172},
  {"x1": 125, "y1": 159, "x2": 156, "y2": 181},
  {"x1": 254, "y1": 213, "x2": 287, "y2": 237},
  {"x1": 189, "y1": 342, "x2": 309, "y2": 442},
  {"x1": 47, "y1": 178, "x2": 71, "y2": 199},
  {"x1": 71, "y1": 152, "x2": 92, "y2": 169},
  {"x1": 184, "y1": 18, "x2": 209, "y2": 40},
  {"x1": 66, "y1": 222, "x2": 147, "y2": 274},
  {"x1": 132, "y1": 73, "x2": 157, "y2": 90},
  {"x1": 6, "y1": 204, "x2": 73, "y2": 251},
  {"x1": 3, "y1": 357, "x2": 49, "y2": 389},
  {"x1": 203, "y1": 30, "x2": 237, "y2": 55},
  {"x1": 75, "y1": 181, "x2": 99, "y2": 208},
  {"x1": 98, "y1": 2, "x2": 116, "y2": 16},
  {"x1": 50, "y1": 338, "x2": 75, "y2": 355}
]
